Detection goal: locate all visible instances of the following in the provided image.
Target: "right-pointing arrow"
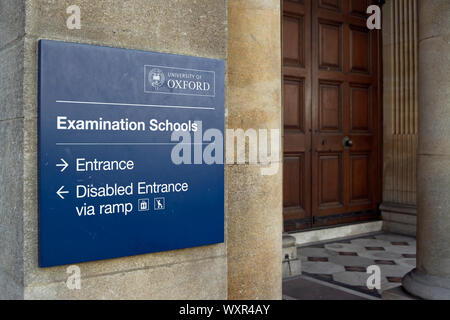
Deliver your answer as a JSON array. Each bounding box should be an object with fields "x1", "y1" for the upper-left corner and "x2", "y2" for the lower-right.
[
  {"x1": 56, "y1": 158, "x2": 69, "y2": 172},
  {"x1": 56, "y1": 186, "x2": 69, "y2": 199}
]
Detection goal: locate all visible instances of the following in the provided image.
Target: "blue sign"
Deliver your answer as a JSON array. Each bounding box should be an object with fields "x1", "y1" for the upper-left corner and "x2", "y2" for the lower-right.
[{"x1": 38, "y1": 40, "x2": 225, "y2": 267}]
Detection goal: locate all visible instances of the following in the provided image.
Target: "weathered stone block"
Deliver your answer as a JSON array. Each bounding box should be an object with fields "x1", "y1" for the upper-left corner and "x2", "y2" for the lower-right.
[
  {"x1": 0, "y1": 119, "x2": 25, "y2": 297},
  {"x1": 0, "y1": 0, "x2": 25, "y2": 49},
  {"x1": 25, "y1": 0, "x2": 227, "y2": 59},
  {"x1": 226, "y1": 164, "x2": 282, "y2": 299},
  {"x1": 2, "y1": 0, "x2": 229, "y2": 300},
  {"x1": 24, "y1": 255, "x2": 227, "y2": 300},
  {"x1": 0, "y1": 39, "x2": 24, "y2": 121}
]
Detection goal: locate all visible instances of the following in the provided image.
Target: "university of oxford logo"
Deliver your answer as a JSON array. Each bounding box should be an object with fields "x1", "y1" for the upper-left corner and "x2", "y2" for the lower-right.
[{"x1": 148, "y1": 68, "x2": 165, "y2": 90}]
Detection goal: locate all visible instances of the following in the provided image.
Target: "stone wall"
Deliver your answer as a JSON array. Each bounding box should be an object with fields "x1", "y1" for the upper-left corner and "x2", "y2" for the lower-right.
[
  {"x1": 0, "y1": 0, "x2": 283, "y2": 300},
  {"x1": 1, "y1": 0, "x2": 228, "y2": 299},
  {"x1": 0, "y1": 0, "x2": 26, "y2": 300}
]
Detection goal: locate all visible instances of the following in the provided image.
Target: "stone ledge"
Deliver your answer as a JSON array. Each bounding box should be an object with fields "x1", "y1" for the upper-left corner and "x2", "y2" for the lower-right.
[
  {"x1": 379, "y1": 203, "x2": 417, "y2": 216},
  {"x1": 290, "y1": 221, "x2": 383, "y2": 246}
]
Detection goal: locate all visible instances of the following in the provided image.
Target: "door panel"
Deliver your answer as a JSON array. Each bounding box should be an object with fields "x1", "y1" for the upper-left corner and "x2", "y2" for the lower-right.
[
  {"x1": 350, "y1": 84, "x2": 371, "y2": 132},
  {"x1": 283, "y1": 154, "x2": 306, "y2": 212},
  {"x1": 318, "y1": 21, "x2": 343, "y2": 71},
  {"x1": 350, "y1": 26, "x2": 371, "y2": 74},
  {"x1": 350, "y1": 153, "x2": 371, "y2": 203},
  {"x1": 318, "y1": 81, "x2": 343, "y2": 132},
  {"x1": 282, "y1": 0, "x2": 380, "y2": 231},
  {"x1": 283, "y1": 15, "x2": 305, "y2": 67},
  {"x1": 318, "y1": 153, "x2": 344, "y2": 208},
  {"x1": 284, "y1": 77, "x2": 305, "y2": 130}
]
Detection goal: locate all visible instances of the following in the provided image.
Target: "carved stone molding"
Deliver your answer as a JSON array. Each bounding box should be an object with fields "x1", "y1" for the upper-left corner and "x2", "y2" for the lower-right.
[
  {"x1": 381, "y1": 0, "x2": 418, "y2": 234},
  {"x1": 382, "y1": 0, "x2": 418, "y2": 204}
]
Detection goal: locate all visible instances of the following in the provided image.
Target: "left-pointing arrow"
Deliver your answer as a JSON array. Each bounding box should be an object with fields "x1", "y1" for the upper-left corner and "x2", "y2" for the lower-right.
[
  {"x1": 56, "y1": 158, "x2": 69, "y2": 172},
  {"x1": 57, "y1": 186, "x2": 69, "y2": 199}
]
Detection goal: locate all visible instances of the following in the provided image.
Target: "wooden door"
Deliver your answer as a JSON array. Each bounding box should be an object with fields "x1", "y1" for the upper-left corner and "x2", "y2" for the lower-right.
[{"x1": 283, "y1": 0, "x2": 380, "y2": 231}]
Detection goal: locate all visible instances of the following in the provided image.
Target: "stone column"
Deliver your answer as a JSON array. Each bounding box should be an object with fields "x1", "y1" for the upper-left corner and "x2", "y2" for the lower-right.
[
  {"x1": 402, "y1": 0, "x2": 450, "y2": 300},
  {"x1": 227, "y1": 0, "x2": 283, "y2": 299}
]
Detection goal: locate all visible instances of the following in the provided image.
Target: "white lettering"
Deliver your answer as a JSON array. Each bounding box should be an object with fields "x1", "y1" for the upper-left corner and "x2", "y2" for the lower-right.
[
  {"x1": 66, "y1": 5, "x2": 81, "y2": 30},
  {"x1": 66, "y1": 265, "x2": 81, "y2": 290},
  {"x1": 367, "y1": 5, "x2": 381, "y2": 30}
]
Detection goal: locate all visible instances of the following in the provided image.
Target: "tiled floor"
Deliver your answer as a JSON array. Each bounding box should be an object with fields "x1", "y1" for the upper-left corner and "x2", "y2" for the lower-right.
[{"x1": 295, "y1": 232, "x2": 416, "y2": 298}]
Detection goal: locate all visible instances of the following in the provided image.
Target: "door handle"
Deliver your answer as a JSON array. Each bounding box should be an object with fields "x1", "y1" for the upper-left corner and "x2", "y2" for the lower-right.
[{"x1": 342, "y1": 136, "x2": 353, "y2": 148}]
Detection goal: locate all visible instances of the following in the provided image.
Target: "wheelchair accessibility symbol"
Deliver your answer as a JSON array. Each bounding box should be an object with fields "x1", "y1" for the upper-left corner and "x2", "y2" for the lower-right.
[{"x1": 154, "y1": 197, "x2": 165, "y2": 211}]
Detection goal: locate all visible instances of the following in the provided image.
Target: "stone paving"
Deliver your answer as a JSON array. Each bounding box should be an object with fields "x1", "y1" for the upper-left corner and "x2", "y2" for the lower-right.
[{"x1": 298, "y1": 232, "x2": 416, "y2": 298}]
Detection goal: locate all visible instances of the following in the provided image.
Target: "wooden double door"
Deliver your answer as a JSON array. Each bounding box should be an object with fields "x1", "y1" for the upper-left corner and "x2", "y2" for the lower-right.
[{"x1": 282, "y1": 0, "x2": 381, "y2": 231}]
